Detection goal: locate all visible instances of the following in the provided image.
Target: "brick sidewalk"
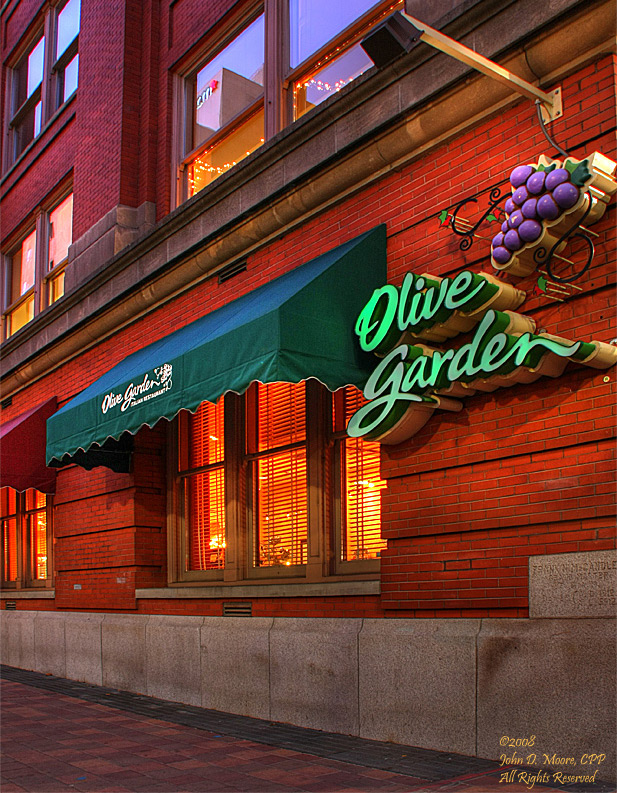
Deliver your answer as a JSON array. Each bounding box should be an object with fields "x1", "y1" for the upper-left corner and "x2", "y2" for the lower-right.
[{"x1": 0, "y1": 667, "x2": 612, "y2": 793}]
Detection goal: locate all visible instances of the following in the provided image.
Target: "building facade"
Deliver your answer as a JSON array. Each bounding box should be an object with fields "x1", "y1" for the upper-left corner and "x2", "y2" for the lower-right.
[{"x1": 1, "y1": 0, "x2": 616, "y2": 774}]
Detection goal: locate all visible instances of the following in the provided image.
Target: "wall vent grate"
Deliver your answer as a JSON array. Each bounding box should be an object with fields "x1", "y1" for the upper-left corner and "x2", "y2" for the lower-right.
[
  {"x1": 222, "y1": 601, "x2": 252, "y2": 617},
  {"x1": 218, "y1": 260, "x2": 247, "y2": 284},
  {"x1": 4, "y1": 601, "x2": 17, "y2": 610}
]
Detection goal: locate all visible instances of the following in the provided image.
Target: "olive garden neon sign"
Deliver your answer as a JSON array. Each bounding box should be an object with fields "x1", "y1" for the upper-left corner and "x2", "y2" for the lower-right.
[{"x1": 347, "y1": 270, "x2": 617, "y2": 444}]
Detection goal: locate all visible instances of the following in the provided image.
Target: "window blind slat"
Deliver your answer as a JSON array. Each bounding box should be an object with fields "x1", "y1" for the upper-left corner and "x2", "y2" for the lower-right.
[
  {"x1": 186, "y1": 401, "x2": 226, "y2": 571},
  {"x1": 254, "y1": 382, "x2": 307, "y2": 567},
  {"x1": 340, "y1": 387, "x2": 386, "y2": 561}
]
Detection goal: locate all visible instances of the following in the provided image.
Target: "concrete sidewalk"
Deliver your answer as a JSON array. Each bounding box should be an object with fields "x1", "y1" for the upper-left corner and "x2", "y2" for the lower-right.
[{"x1": 0, "y1": 666, "x2": 612, "y2": 793}]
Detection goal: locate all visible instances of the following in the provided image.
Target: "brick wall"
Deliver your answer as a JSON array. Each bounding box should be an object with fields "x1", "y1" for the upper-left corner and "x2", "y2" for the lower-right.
[{"x1": 1, "y1": 48, "x2": 615, "y2": 615}]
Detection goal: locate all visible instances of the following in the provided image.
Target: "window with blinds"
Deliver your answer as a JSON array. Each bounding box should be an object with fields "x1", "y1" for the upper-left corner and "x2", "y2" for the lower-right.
[
  {"x1": 177, "y1": 381, "x2": 385, "y2": 583},
  {"x1": 183, "y1": 400, "x2": 226, "y2": 571},
  {"x1": 334, "y1": 387, "x2": 386, "y2": 562},
  {"x1": 1, "y1": 488, "x2": 18, "y2": 582},
  {"x1": 248, "y1": 381, "x2": 308, "y2": 568},
  {"x1": 25, "y1": 489, "x2": 48, "y2": 579},
  {"x1": 1, "y1": 487, "x2": 50, "y2": 585}
]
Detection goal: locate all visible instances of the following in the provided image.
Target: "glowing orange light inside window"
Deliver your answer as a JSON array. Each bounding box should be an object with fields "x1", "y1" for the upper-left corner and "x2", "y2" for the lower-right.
[
  {"x1": 338, "y1": 388, "x2": 386, "y2": 561},
  {"x1": 252, "y1": 382, "x2": 307, "y2": 568},
  {"x1": 186, "y1": 401, "x2": 226, "y2": 571}
]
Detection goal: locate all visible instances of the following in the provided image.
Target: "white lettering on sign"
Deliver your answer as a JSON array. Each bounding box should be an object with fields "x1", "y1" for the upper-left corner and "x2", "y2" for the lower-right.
[
  {"x1": 101, "y1": 364, "x2": 173, "y2": 415},
  {"x1": 196, "y1": 79, "x2": 218, "y2": 109}
]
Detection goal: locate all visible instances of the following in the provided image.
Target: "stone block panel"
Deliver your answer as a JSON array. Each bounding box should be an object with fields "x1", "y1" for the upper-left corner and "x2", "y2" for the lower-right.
[
  {"x1": 64, "y1": 612, "x2": 103, "y2": 685},
  {"x1": 269, "y1": 618, "x2": 362, "y2": 734},
  {"x1": 102, "y1": 614, "x2": 148, "y2": 693},
  {"x1": 201, "y1": 617, "x2": 273, "y2": 719},
  {"x1": 145, "y1": 615, "x2": 204, "y2": 706},
  {"x1": 33, "y1": 612, "x2": 66, "y2": 676},
  {"x1": 359, "y1": 618, "x2": 479, "y2": 754},
  {"x1": 0, "y1": 611, "x2": 36, "y2": 669},
  {"x1": 477, "y1": 619, "x2": 616, "y2": 780}
]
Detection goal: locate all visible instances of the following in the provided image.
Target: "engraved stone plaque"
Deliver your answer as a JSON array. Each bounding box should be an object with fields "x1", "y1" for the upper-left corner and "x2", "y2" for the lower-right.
[{"x1": 529, "y1": 550, "x2": 616, "y2": 618}]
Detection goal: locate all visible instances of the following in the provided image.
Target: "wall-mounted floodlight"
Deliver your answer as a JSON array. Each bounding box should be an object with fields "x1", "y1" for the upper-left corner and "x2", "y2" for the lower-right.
[{"x1": 361, "y1": 11, "x2": 562, "y2": 123}]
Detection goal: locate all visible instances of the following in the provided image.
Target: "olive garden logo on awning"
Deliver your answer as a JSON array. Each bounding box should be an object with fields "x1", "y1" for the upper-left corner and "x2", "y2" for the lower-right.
[
  {"x1": 347, "y1": 271, "x2": 616, "y2": 445},
  {"x1": 101, "y1": 364, "x2": 173, "y2": 415}
]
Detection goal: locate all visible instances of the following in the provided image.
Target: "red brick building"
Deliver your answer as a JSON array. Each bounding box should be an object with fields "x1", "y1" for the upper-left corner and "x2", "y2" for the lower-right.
[{"x1": 2, "y1": 0, "x2": 615, "y2": 773}]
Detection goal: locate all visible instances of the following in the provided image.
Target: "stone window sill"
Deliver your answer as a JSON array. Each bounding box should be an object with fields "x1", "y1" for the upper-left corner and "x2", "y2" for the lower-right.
[{"x1": 136, "y1": 580, "x2": 380, "y2": 599}]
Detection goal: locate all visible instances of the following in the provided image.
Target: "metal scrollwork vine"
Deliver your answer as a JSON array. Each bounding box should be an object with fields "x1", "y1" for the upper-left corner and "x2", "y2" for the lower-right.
[
  {"x1": 532, "y1": 191, "x2": 595, "y2": 283},
  {"x1": 449, "y1": 186, "x2": 506, "y2": 252}
]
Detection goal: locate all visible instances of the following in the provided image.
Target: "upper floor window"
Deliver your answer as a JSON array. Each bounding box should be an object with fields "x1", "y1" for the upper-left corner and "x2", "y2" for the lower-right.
[
  {"x1": 9, "y1": 36, "x2": 45, "y2": 161},
  {"x1": 173, "y1": 381, "x2": 386, "y2": 584},
  {"x1": 2, "y1": 191, "x2": 73, "y2": 339},
  {"x1": 54, "y1": 0, "x2": 81, "y2": 107},
  {"x1": 6, "y1": 0, "x2": 80, "y2": 167},
  {"x1": 47, "y1": 193, "x2": 74, "y2": 304},
  {"x1": 179, "y1": 0, "x2": 400, "y2": 201},
  {"x1": 1, "y1": 487, "x2": 52, "y2": 588},
  {"x1": 185, "y1": 13, "x2": 265, "y2": 197},
  {"x1": 4, "y1": 229, "x2": 37, "y2": 337},
  {"x1": 290, "y1": 0, "x2": 384, "y2": 118}
]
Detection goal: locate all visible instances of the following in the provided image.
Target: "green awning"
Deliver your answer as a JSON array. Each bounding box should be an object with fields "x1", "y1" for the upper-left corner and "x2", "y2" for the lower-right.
[{"x1": 47, "y1": 225, "x2": 387, "y2": 466}]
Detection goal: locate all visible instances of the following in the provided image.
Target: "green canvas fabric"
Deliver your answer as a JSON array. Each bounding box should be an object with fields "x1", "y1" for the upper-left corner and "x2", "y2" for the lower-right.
[{"x1": 46, "y1": 225, "x2": 387, "y2": 466}]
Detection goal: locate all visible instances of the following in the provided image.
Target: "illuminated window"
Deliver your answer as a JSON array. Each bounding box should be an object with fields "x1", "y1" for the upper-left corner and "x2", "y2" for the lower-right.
[
  {"x1": 46, "y1": 193, "x2": 73, "y2": 305},
  {"x1": 1, "y1": 488, "x2": 51, "y2": 588},
  {"x1": 184, "y1": 14, "x2": 265, "y2": 197},
  {"x1": 3, "y1": 191, "x2": 73, "y2": 337},
  {"x1": 333, "y1": 387, "x2": 386, "y2": 562},
  {"x1": 247, "y1": 382, "x2": 308, "y2": 568},
  {"x1": 291, "y1": 0, "x2": 401, "y2": 119},
  {"x1": 4, "y1": 230, "x2": 37, "y2": 338},
  {"x1": 179, "y1": 401, "x2": 226, "y2": 572},
  {"x1": 177, "y1": 381, "x2": 385, "y2": 584},
  {"x1": 177, "y1": 2, "x2": 401, "y2": 202}
]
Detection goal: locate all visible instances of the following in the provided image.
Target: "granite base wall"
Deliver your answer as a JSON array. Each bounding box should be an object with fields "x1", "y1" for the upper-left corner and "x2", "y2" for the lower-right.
[{"x1": 1, "y1": 612, "x2": 614, "y2": 779}]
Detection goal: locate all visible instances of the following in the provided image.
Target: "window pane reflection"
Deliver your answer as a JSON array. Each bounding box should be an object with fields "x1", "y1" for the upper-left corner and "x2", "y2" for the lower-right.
[
  {"x1": 188, "y1": 108, "x2": 264, "y2": 196},
  {"x1": 63, "y1": 54, "x2": 79, "y2": 100},
  {"x1": 56, "y1": 0, "x2": 81, "y2": 59},
  {"x1": 289, "y1": 0, "x2": 379, "y2": 68},
  {"x1": 294, "y1": 43, "x2": 373, "y2": 118},
  {"x1": 48, "y1": 194, "x2": 73, "y2": 270},
  {"x1": 27, "y1": 38, "x2": 45, "y2": 97},
  {"x1": 193, "y1": 15, "x2": 264, "y2": 150}
]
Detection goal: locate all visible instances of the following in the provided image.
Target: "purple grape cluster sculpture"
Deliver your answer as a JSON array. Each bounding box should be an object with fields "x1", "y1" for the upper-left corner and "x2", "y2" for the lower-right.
[{"x1": 491, "y1": 160, "x2": 592, "y2": 272}]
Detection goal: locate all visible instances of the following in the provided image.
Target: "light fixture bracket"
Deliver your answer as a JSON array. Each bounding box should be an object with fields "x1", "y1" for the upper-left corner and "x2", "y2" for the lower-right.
[{"x1": 361, "y1": 11, "x2": 564, "y2": 123}]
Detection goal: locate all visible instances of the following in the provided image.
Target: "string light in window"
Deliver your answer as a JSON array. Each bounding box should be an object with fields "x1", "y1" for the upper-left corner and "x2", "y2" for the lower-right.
[
  {"x1": 302, "y1": 75, "x2": 354, "y2": 93},
  {"x1": 292, "y1": 0, "x2": 402, "y2": 116}
]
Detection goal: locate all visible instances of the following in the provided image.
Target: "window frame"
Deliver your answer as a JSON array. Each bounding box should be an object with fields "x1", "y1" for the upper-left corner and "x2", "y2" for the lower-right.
[
  {"x1": 44, "y1": 190, "x2": 74, "y2": 308},
  {"x1": 6, "y1": 30, "x2": 47, "y2": 166},
  {"x1": 176, "y1": 4, "x2": 266, "y2": 204},
  {"x1": 4, "y1": 0, "x2": 80, "y2": 171},
  {"x1": 1, "y1": 185, "x2": 74, "y2": 339},
  {"x1": 245, "y1": 381, "x2": 309, "y2": 579},
  {"x1": 285, "y1": 0, "x2": 402, "y2": 121},
  {"x1": 2, "y1": 222, "x2": 41, "y2": 339},
  {"x1": 331, "y1": 431, "x2": 382, "y2": 576},
  {"x1": 51, "y1": 0, "x2": 81, "y2": 110},
  {"x1": 176, "y1": 407, "x2": 227, "y2": 582},
  {"x1": 170, "y1": 381, "x2": 384, "y2": 587},
  {"x1": 174, "y1": 0, "x2": 402, "y2": 206},
  {"x1": 1, "y1": 488, "x2": 53, "y2": 590}
]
